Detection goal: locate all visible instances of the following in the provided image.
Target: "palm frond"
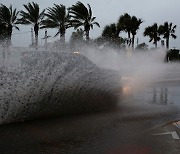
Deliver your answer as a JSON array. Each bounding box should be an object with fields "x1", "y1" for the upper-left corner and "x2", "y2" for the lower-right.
[
  {"x1": 0, "y1": 4, "x2": 19, "y2": 30},
  {"x1": 92, "y1": 22, "x2": 100, "y2": 28},
  {"x1": 19, "y1": 2, "x2": 44, "y2": 25},
  {"x1": 68, "y1": 1, "x2": 88, "y2": 20},
  {"x1": 87, "y1": 4, "x2": 92, "y2": 19},
  {"x1": 171, "y1": 34, "x2": 177, "y2": 39},
  {"x1": 42, "y1": 4, "x2": 71, "y2": 41},
  {"x1": 68, "y1": 1, "x2": 100, "y2": 36},
  {"x1": 14, "y1": 25, "x2": 20, "y2": 31},
  {"x1": 91, "y1": 17, "x2": 96, "y2": 22},
  {"x1": 54, "y1": 30, "x2": 60, "y2": 37},
  {"x1": 43, "y1": 4, "x2": 70, "y2": 31}
]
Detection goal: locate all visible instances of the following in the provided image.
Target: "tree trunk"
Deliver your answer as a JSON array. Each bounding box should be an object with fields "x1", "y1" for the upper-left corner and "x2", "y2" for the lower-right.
[
  {"x1": 60, "y1": 31, "x2": 65, "y2": 43},
  {"x1": 34, "y1": 23, "x2": 39, "y2": 49},
  {"x1": 45, "y1": 29, "x2": 47, "y2": 50},
  {"x1": 155, "y1": 41, "x2": 157, "y2": 48},
  {"x1": 166, "y1": 37, "x2": 169, "y2": 49},
  {"x1": 60, "y1": 27, "x2": 66, "y2": 49},
  {"x1": 84, "y1": 24, "x2": 90, "y2": 42},
  {"x1": 60, "y1": 34, "x2": 65, "y2": 49},
  {"x1": 84, "y1": 30, "x2": 89, "y2": 42},
  {"x1": 7, "y1": 24, "x2": 12, "y2": 48},
  {"x1": 132, "y1": 35, "x2": 135, "y2": 49},
  {"x1": 127, "y1": 31, "x2": 131, "y2": 46}
]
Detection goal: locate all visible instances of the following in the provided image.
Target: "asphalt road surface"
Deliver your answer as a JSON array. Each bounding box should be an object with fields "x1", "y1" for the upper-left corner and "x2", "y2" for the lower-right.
[{"x1": 0, "y1": 81, "x2": 180, "y2": 154}]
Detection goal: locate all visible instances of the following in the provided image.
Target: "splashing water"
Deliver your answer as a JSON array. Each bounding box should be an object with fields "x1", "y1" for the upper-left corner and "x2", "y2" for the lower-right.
[
  {"x1": 0, "y1": 48, "x2": 122, "y2": 124},
  {"x1": 83, "y1": 47, "x2": 171, "y2": 92},
  {"x1": 1, "y1": 45, "x2": 179, "y2": 124}
]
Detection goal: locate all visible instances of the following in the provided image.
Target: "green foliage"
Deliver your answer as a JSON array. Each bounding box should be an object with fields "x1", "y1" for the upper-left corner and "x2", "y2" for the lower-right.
[
  {"x1": 41, "y1": 4, "x2": 72, "y2": 43},
  {"x1": 68, "y1": 1, "x2": 100, "y2": 41},
  {"x1": 159, "y1": 22, "x2": 177, "y2": 49},
  {"x1": 0, "y1": 2, "x2": 178, "y2": 50},
  {"x1": 102, "y1": 23, "x2": 118, "y2": 39},
  {"x1": 144, "y1": 23, "x2": 161, "y2": 48},
  {"x1": 0, "y1": 4, "x2": 19, "y2": 44},
  {"x1": 18, "y1": 2, "x2": 45, "y2": 25},
  {"x1": 130, "y1": 16, "x2": 143, "y2": 36},
  {"x1": 18, "y1": 2, "x2": 45, "y2": 47},
  {"x1": 117, "y1": 13, "x2": 132, "y2": 36},
  {"x1": 117, "y1": 13, "x2": 143, "y2": 48}
]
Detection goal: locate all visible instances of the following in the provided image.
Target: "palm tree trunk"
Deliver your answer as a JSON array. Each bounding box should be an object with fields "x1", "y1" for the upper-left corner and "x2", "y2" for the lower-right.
[
  {"x1": 127, "y1": 31, "x2": 131, "y2": 46},
  {"x1": 166, "y1": 37, "x2": 169, "y2": 49},
  {"x1": 84, "y1": 24, "x2": 90, "y2": 42},
  {"x1": 154, "y1": 36, "x2": 158, "y2": 48},
  {"x1": 85, "y1": 30, "x2": 90, "y2": 41},
  {"x1": 155, "y1": 41, "x2": 157, "y2": 48},
  {"x1": 60, "y1": 34, "x2": 65, "y2": 47},
  {"x1": 132, "y1": 35, "x2": 135, "y2": 49},
  {"x1": 7, "y1": 35, "x2": 12, "y2": 48},
  {"x1": 35, "y1": 35, "x2": 38, "y2": 49},
  {"x1": 7, "y1": 24, "x2": 12, "y2": 48},
  {"x1": 60, "y1": 28, "x2": 66, "y2": 48},
  {"x1": 34, "y1": 23, "x2": 39, "y2": 49}
]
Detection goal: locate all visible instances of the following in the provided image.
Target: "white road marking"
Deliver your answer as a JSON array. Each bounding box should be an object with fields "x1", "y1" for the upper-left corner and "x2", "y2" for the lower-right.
[{"x1": 152, "y1": 131, "x2": 180, "y2": 140}]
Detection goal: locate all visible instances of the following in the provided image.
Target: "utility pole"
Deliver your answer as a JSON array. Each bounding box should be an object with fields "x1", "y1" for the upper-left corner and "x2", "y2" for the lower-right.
[
  {"x1": 137, "y1": 38, "x2": 139, "y2": 47},
  {"x1": 45, "y1": 29, "x2": 47, "y2": 50}
]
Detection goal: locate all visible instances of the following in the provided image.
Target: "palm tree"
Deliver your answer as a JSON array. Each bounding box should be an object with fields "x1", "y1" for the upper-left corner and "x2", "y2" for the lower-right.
[
  {"x1": 117, "y1": 13, "x2": 132, "y2": 45},
  {"x1": 130, "y1": 16, "x2": 143, "y2": 49},
  {"x1": 159, "y1": 22, "x2": 177, "y2": 49},
  {"x1": 101, "y1": 23, "x2": 125, "y2": 49},
  {"x1": 144, "y1": 23, "x2": 161, "y2": 48},
  {"x1": 117, "y1": 13, "x2": 143, "y2": 48},
  {"x1": 68, "y1": 1, "x2": 100, "y2": 41},
  {"x1": 0, "y1": 4, "x2": 19, "y2": 46},
  {"x1": 102, "y1": 23, "x2": 118, "y2": 40},
  {"x1": 0, "y1": 23, "x2": 6, "y2": 40},
  {"x1": 41, "y1": 4, "x2": 71, "y2": 45},
  {"x1": 18, "y1": 2, "x2": 45, "y2": 47}
]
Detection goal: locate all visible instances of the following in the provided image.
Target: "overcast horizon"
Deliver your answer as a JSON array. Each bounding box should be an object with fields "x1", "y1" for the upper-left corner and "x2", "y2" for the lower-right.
[{"x1": 1, "y1": 0, "x2": 180, "y2": 49}]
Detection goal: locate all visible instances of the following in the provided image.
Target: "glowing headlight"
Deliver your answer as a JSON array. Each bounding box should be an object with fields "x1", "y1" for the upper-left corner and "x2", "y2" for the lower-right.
[
  {"x1": 74, "y1": 51, "x2": 79, "y2": 54},
  {"x1": 122, "y1": 85, "x2": 132, "y2": 95}
]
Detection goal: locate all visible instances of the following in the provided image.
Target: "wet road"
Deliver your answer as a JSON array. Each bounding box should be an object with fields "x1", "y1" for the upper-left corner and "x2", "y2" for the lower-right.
[{"x1": 0, "y1": 81, "x2": 180, "y2": 154}]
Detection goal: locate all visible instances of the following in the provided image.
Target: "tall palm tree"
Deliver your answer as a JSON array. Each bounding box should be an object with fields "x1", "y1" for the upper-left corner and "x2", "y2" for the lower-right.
[
  {"x1": 117, "y1": 13, "x2": 132, "y2": 45},
  {"x1": 130, "y1": 16, "x2": 143, "y2": 49},
  {"x1": 41, "y1": 4, "x2": 71, "y2": 44},
  {"x1": 144, "y1": 23, "x2": 161, "y2": 48},
  {"x1": 18, "y1": 2, "x2": 45, "y2": 47},
  {"x1": 68, "y1": 1, "x2": 100, "y2": 41},
  {"x1": 0, "y1": 23, "x2": 7, "y2": 40},
  {"x1": 159, "y1": 22, "x2": 177, "y2": 49},
  {"x1": 117, "y1": 13, "x2": 143, "y2": 48},
  {"x1": 0, "y1": 4, "x2": 19, "y2": 46}
]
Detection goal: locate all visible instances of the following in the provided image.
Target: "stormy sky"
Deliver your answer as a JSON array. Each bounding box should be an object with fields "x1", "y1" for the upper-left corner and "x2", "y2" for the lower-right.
[{"x1": 1, "y1": 0, "x2": 180, "y2": 48}]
